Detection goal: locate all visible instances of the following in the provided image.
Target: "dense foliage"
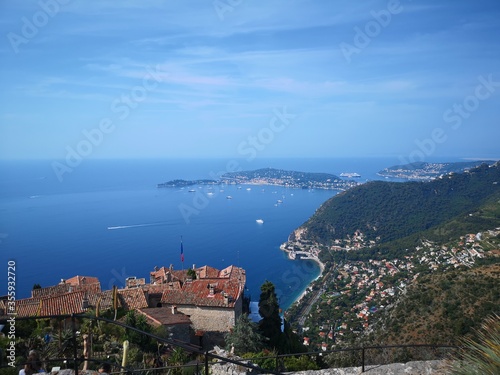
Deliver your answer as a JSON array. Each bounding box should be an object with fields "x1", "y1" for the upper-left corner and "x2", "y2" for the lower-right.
[
  {"x1": 367, "y1": 264, "x2": 500, "y2": 345},
  {"x1": 302, "y1": 163, "x2": 500, "y2": 245}
]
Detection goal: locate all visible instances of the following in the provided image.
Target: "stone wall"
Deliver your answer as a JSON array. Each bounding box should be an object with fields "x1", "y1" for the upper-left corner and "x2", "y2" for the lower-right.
[
  {"x1": 210, "y1": 360, "x2": 450, "y2": 375},
  {"x1": 34, "y1": 359, "x2": 451, "y2": 375},
  {"x1": 208, "y1": 347, "x2": 451, "y2": 375},
  {"x1": 177, "y1": 296, "x2": 242, "y2": 333}
]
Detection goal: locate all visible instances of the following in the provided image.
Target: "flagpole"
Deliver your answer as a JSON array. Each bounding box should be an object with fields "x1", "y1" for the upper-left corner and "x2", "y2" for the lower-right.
[{"x1": 181, "y1": 235, "x2": 184, "y2": 271}]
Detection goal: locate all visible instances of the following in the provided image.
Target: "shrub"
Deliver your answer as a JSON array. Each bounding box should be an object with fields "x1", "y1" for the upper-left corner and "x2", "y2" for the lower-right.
[{"x1": 449, "y1": 314, "x2": 500, "y2": 374}]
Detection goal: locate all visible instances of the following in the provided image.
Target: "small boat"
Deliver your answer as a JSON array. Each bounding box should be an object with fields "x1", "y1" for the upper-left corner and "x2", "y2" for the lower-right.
[
  {"x1": 246, "y1": 188, "x2": 252, "y2": 191},
  {"x1": 256, "y1": 219, "x2": 264, "y2": 224},
  {"x1": 277, "y1": 199, "x2": 283, "y2": 204},
  {"x1": 226, "y1": 195, "x2": 233, "y2": 199},
  {"x1": 188, "y1": 189, "x2": 196, "y2": 192}
]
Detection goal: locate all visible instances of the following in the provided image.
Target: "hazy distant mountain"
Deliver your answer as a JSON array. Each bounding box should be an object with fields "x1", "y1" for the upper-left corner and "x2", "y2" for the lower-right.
[{"x1": 378, "y1": 160, "x2": 497, "y2": 180}]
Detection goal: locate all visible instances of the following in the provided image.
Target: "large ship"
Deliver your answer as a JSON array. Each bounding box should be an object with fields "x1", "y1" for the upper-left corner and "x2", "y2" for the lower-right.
[{"x1": 340, "y1": 172, "x2": 361, "y2": 178}]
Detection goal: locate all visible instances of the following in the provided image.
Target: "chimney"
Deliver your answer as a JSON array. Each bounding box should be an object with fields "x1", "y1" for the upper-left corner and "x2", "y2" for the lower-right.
[
  {"x1": 192, "y1": 264, "x2": 196, "y2": 270},
  {"x1": 169, "y1": 264, "x2": 173, "y2": 271},
  {"x1": 171, "y1": 305, "x2": 177, "y2": 315}
]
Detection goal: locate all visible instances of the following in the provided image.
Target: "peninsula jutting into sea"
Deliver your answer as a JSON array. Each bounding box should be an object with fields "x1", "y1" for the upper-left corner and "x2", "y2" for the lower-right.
[{"x1": 157, "y1": 167, "x2": 360, "y2": 190}]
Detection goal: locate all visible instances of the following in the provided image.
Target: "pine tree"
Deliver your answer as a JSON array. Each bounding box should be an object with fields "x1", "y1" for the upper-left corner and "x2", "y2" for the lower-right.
[
  {"x1": 258, "y1": 281, "x2": 282, "y2": 349},
  {"x1": 225, "y1": 314, "x2": 265, "y2": 355}
]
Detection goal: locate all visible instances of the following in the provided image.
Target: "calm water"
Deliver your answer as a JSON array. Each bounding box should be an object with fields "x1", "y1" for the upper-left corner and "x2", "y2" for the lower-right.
[{"x1": 0, "y1": 157, "x2": 405, "y2": 308}]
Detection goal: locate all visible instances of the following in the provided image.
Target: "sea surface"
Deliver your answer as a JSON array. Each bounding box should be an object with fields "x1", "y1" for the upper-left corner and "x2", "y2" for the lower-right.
[{"x1": 0, "y1": 157, "x2": 414, "y2": 308}]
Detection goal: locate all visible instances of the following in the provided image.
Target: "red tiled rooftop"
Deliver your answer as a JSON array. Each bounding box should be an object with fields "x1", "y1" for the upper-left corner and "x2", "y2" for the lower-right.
[
  {"x1": 16, "y1": 298, "x2": 41, "y2": 317},
  {"x1": 196, "y1": 266, "x2": 220, "y2": 279},
  {"x1": 138, "y1": 307, "x2": 192, "y2": 326},
  {"x1": 117, "y1": 288, "x2": 148, "y2": 310},
  {"x1": 65, "y1": 275, "x2": 100, "y2": 286},
  {"x1": 32, "y1": 278, "x2": 101, "y2": 298},
  {"x1": 161, "y1": 278, "x2": 242, "y2": 308}
]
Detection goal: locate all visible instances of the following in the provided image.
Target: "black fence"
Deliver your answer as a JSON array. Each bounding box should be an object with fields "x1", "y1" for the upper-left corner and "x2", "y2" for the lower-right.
[{"x1": 1, "y1": 314, "x2": 457, "y2": 374}]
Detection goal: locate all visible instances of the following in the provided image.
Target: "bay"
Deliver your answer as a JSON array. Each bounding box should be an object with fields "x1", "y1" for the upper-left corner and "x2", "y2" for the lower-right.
[{"x1": 0, "y1": 157, "x2": 404, "y2": 308}]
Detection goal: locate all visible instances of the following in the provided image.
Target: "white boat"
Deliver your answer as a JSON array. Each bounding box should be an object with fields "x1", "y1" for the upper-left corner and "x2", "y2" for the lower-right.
[
  {"x1": 246, "y1": 187, "x2": 252, "y2": 191},
  {"x1": 256, "y1": 219, "x2": 264, "y2": 224},
  {"x1": 226, "y1": 195, "x2": 233, "y2": 199}
]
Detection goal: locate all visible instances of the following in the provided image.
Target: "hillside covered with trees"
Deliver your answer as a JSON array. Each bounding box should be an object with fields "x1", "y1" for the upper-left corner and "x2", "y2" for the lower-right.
[
  {"x1": 298, "y1": 162, "x2": 500, "y2": 245},
  {"x1": 285, "y1": 162, "x2": 500, "y2": 349}
]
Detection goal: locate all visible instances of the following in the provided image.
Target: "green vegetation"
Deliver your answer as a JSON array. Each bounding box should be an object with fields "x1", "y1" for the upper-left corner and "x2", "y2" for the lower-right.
[
  {"x1": 286, "y1": 163, "x2": 500, "y2": 350},
  {"x1": 258, "y1": 281, "x2": 282, "y2": 350},
  {"x1": 303, "y1": 163, "x2": 500, "y2": 245},
  {"x1": 449, "y1": 314, "x2": 500, "y2": 374},
  {"x1": 224, "y1": 314, "x2": 265, "y2": 354},
  {"x1": 367, "y1": 264, "x2": 500, "y2": 345},
  {"x1": 0, "y1": 309, "x2": 193, "y2": 374}
]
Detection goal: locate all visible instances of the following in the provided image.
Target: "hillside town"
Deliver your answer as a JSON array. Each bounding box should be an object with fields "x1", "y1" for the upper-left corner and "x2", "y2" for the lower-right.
[
  {"x1": 0, "y1": 264, "x2": 246, "y2": 348},
  {"x1": 282, "y1": 226, "x2": 500, "y2": 350}
]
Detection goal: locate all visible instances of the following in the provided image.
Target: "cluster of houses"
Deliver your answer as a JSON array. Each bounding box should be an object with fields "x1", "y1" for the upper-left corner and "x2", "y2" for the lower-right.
[
  {"x1": 295, "y1": 228, "x2": 499, "y2": 349},
  {"x1": 0, "y1": 264, "x2": 246, "y2": 347}
]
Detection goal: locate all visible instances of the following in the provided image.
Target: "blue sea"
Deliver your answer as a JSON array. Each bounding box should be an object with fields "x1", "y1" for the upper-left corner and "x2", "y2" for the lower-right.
[{"x1": 0, "y1": 157, "x2": 408, "y2": 309}]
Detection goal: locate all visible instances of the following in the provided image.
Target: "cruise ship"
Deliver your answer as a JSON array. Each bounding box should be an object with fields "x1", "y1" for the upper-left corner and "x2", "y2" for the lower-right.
[{"x1": 340, "y1": 172, "x2": 361, "y2": 178}]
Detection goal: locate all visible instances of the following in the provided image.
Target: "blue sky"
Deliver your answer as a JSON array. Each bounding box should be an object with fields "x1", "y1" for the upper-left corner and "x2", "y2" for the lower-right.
[{"x1": 1, "y1": 0, "x2": 500, "y2": 161}]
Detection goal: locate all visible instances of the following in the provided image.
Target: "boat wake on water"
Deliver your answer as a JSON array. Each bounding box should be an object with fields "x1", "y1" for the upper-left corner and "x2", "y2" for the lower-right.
[{"x1": 107, "y1": 222, "x2": 172, "y2": 230}]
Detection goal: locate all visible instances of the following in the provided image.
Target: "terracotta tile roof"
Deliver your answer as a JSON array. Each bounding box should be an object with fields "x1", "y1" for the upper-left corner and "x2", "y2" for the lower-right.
[
  {"x1": 126, "y1": 278, "x2": 146, "y2": 288},
  {"x1": 32, "y1": 278, "x2": 101, "y2": 298},
  {"x1": 150, "y1": 267, "x2": 189, "y2": 284},
  {"x1": 41, "y1": 291, "x2": 88, "y2": 316},
  {"x1": 144, "y1": 282, "x2": 181, "y2": 293},
  {"x1": 16, "y1": 298, "x2": 41, "y2": 317},
  {"x1": 138, "y1": 307, "x2": 192, "y2": 326},
  {"x1": 196, "y1": 266, "x2": 220, "y2": 279},
  {"x1": 161, "y1": 278, "x2": 242, "y2": 308},
  {"x1": 170, "y1": 270, "x2": 189, "y2": 282},
  {"x1": 89, "y1": 290, "x2": 115, "y2": 312},
  {"x1": 117, "y1": 288, "x2": 148, "y2": 310},
  {"x1": 65, "y1": 275, "x2": 100, "y2": 286},
  {"x1": 150, "y1": 267, "x2": 168, "y2": 284},
  {"x1": 17, "y1": 291, "x2": 90, "y2": 317},
  {"x1": 32, "y1": 283, "x2": 72, "y2": 298}
]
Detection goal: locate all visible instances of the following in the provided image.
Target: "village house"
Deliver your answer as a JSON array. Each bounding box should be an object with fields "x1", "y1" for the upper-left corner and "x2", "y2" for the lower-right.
[{"x1": 2, "y1": 264, "x2": 246, "y2": 346}]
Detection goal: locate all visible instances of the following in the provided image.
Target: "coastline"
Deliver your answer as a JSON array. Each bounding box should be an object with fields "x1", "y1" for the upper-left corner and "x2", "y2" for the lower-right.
[{"x1": 281, "y1": 245, "x2": 326, "y2": 308}]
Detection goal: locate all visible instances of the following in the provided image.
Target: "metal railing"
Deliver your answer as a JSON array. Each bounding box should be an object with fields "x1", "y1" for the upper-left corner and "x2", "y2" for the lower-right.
[{"x1": 1, "y1": 314, "x2": 457, "y2": 374}]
